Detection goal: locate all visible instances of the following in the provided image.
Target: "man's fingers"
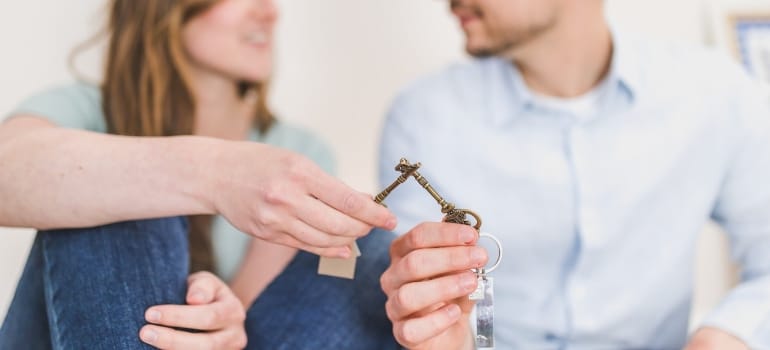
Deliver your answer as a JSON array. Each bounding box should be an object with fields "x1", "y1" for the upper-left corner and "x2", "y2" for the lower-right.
[
  {"x1": 295, "y1": 195, "x2": 372, "y2": 238},
  {"x1": 139, "y1": 325, "x2": 246, "y2": 350},
  {"x1": 383, "y1": 246, "x2": 487, "y2": 291},
  {"x1": 390, "y1": 223, "x2": 478, "y2": 259},
  {"x1": 393, "y1": 303, "x2": 463, "y2": 348},
  {"x1": 186, "y1": 271, "x2": 222, "y2": 305},
  {"x1": 308, "y1": 173, "x2": 397, "y2": 230},
  {"x1": 386, "y1": 272, "x2": 478, "y2": 321},
  {"x1": 145, "y1": 301, "x2": 244, "y2": 331}
]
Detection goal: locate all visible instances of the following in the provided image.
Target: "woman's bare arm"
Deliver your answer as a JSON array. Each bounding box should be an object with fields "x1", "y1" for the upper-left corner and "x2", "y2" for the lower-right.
[
  {"x1": 0, "y1": 116, "x2": 218, "y2": 229},
  {"x1": 0, "y1": 115, "x2": 397, "y2": 257}
]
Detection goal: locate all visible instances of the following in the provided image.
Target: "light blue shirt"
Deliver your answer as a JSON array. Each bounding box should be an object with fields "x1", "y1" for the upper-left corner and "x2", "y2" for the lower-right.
[
  {"x1": 6, "y1": 83, "x2": 336, "y2": 282},
  {"x1": 379, "y1": 33, "x2": 770, "y2": 349}
]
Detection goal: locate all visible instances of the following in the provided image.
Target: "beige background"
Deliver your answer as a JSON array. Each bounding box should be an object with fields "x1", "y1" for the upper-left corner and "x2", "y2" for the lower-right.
[{"x1": 0, "y1": 0, "x2": 764, "y2": 326}]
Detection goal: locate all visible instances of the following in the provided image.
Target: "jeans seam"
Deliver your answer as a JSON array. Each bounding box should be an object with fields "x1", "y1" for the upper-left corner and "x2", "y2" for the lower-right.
[{"x1": 42, "y1": 233, "x2": 67, "y2": 350}]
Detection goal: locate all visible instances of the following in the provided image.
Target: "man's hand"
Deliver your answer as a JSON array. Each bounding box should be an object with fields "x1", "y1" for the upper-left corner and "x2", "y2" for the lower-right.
[
  {"x1": 685, "y1": 327, "x2": 748, "y2": 350},
  {"x1": 139, "y1": 271, "x2": 247, "y2": 350},
  {"x1": 380, "y1": 222, "x2": 488, "y2": 349}
]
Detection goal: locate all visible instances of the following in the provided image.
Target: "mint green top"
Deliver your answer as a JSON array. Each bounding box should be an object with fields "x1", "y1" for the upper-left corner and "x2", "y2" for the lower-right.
[{"x1": 6, "y1": 82, "x2": 336, "y2": 281}]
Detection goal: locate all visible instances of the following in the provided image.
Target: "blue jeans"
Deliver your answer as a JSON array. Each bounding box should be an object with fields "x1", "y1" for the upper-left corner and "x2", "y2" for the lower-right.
[{"x1": 0, "y1": 217, "x2": 399, "y2": 349}]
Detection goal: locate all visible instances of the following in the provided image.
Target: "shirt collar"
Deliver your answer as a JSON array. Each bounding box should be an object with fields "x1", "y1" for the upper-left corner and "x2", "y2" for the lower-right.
[
  {"x1": 609, "y1": 28, "x2": 642, "y2": 102},
  {"x1": 490, "y1": 28, "x2": 641, "y2": 126}
]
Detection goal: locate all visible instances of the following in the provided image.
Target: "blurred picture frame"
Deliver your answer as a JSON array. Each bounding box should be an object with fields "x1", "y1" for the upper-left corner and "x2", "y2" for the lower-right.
[{"x1": 711, "y1": 1, "x2": 770, "y2": 88}]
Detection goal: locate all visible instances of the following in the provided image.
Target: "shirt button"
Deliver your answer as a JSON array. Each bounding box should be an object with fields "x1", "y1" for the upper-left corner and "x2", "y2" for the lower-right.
[{"x1": 545, "y1": 332, "x2": 560, "y2": 342}]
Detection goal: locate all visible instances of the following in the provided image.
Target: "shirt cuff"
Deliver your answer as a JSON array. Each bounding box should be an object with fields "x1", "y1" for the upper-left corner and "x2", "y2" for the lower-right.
[{"x1": 698, "y1": 276, "x2": 770, "y2": 348}]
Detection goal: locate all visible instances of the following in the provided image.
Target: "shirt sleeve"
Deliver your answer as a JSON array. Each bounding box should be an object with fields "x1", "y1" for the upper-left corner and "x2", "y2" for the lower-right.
[
  {"x1": 704, "y1": 71, "x2": 770, "y2": 348},
  {"x1": 253, "y1": 121, "x2": 337, "y2": 176},
  {"x1": 276, "y1": 122, "x2": 337, "y2": 177},
  {"x1": 303, "y1": 133, "x2": 337, "y2": 177},
  {"x1": 3, "y1": 82, "x2": 106, "y2": 132}
]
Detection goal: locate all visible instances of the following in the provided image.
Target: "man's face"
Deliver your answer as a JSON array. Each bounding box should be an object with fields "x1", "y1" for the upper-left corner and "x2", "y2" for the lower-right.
[{"x1": 450, "y1": 0, "x2": 562, "y2": 57}]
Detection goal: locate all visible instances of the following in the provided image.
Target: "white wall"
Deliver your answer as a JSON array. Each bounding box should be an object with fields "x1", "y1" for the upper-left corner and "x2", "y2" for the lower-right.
[
  {"x1": 0, "y1": 0, "x2": 762, "y2": 327},
  {"x1": 0, "y1": 0, "x2": 106, "y2": 321}
]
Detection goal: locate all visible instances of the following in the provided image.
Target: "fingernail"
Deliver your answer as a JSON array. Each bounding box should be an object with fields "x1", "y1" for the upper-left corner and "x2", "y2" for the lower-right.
[
  {"x1": 471, "y1": 247, "x2": 486, "y2": 265},
  {"x1": 337, "y1": 247, "x2": 351, "y2": 259},
  {"x1": 460, "y1": 229, "x2": 476, "y2": 244},
  {"x1": 192, "y1": 291, "x2": 206, "y2": 302},
  {"x1": 386, "y1": 217, "x2": 397, "y2": 230},
  {"x1": 461, "y1": 274, "x2": 477, "y2": 292},
  {"x1": 446, "y1": 304, "x2": 461, "y2": 319},
  {"x1": 141, "y1": 328, "x2": 158, "y2": 344},
  {"x1": 146, "y1": 309, "x2": 161, "y2": 322}
]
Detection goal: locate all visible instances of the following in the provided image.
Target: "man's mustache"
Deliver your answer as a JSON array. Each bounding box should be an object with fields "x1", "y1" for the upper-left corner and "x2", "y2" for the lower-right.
[{"x1": 450, "y1": 0, "x2": 483, "y2": 17}]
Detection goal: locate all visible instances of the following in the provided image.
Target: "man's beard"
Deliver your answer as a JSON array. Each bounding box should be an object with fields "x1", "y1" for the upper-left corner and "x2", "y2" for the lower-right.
[{"x1": 466, "y1": 21, "x2": 555, "y2": 58}]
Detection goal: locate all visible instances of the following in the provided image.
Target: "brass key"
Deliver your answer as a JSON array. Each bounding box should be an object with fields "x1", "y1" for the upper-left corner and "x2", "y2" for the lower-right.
[{"x1": 375, "y1": 158, "x2": 482, "y2": 230}]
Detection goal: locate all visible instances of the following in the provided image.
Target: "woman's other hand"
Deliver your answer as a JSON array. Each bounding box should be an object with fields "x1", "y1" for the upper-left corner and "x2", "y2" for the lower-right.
[{"x1": 140, "y1": 271, "x2": 247, "y2": 350}]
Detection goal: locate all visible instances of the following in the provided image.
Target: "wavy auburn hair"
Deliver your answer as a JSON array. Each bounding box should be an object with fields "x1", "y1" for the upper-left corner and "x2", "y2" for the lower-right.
[{"x1": 101, "y1": 0, "x2": 275, "y2": 273}]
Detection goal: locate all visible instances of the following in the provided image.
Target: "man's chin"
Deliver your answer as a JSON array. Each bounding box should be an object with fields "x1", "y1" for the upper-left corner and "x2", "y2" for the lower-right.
[
  {"x1": 465, "y1": 44, "x2": 505, "y2": 58},
  {"x1": 465, "y1": 38, "x2": 521, "y2": 59}
]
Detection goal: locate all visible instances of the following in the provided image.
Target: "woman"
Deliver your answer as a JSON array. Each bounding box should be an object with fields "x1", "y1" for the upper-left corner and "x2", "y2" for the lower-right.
[{"x1": 0, "y1": 0, "x2": 398, "y2": 348}]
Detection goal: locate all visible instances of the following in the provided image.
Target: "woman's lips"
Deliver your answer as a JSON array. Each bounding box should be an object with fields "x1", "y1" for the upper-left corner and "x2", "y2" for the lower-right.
[{"x1": 244, "y1": 31, "x2": 271, "y2": 49}]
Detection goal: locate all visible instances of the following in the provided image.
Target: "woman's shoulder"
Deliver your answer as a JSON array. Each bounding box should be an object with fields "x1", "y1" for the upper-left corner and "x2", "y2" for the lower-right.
[
  {"x1": 7, "y1": 81, "x2": 106, "y2": 132},
  {"x1": 257, "y1": 120, "x2": 337, "y2": 175},
  {"x1": 24, "y1": 81, "x2": 100, "y2": 99}
]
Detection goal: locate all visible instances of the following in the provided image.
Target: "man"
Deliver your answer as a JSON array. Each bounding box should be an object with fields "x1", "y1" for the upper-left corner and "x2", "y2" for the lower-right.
[{"x1": 378, "y1": 0, "x2": 770, "y2": 349}]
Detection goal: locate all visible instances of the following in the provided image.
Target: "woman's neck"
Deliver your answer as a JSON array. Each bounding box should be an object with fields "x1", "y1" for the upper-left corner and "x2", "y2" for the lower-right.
[{"x1": 189, "y1": 68, "x2": 255, "y2": 140}]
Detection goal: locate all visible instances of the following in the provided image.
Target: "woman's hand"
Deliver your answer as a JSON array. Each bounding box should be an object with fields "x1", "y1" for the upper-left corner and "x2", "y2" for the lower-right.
[
  {"x1": 212, "y1": 142, "x2": 397, "y2": 258},
  {"x1": 0, "y1": 120, "x2": 395, "y2": 246},
  {"x1": 139, "y1": 272, "x2": 247, "y2": 350},
  {"x1": 380, "y1": 222, "x2": 487, "y2": 349}
]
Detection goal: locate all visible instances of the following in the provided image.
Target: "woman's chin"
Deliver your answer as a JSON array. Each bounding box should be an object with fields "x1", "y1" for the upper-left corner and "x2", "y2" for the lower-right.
[{"x1": 237, "y1": 69, "x2": 272, "y2": 84}]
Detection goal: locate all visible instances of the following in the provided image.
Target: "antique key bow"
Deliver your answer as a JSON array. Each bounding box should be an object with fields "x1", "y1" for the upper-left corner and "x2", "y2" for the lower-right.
[
  {"x1": 374, "y1": 158, "x2": 483, "y2": 229},
  {"x1": 376, "y1": 158, "x2": 502, "y2": 349}
]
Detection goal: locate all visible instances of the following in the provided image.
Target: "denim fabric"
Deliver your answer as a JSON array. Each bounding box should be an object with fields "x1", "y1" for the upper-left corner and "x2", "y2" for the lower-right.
[
  {"x1": 0, "y1": 234, "x2": 52, "y2": 350},
  {"x1": 1, "y1": 217, "x2": 190, "y2": 349},
  {"x1": 0, "y1": 219, "x2": 399, "y2": 350},
  {"x1": 246, "y1": 228, "x2": 399, "y2": 350}
]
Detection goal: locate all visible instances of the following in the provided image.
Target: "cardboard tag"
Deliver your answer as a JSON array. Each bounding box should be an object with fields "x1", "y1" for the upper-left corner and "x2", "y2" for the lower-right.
[
  {"x1": 317, "y1": 242, "x2": 360, "y2": 279},
  {"x1": 352, "y1": 241, "x2": 361, "y2": 257}
]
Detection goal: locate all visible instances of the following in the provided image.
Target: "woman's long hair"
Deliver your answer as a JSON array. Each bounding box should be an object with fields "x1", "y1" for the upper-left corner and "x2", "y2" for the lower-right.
[{"x1": 101, "y1": 0, "x2": 275, "y2": 273}]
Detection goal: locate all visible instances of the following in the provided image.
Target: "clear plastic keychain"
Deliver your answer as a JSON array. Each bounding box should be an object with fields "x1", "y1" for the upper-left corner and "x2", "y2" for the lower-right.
[{"x1": 469, "y1": 233, "x2": 503, "y2": 349}]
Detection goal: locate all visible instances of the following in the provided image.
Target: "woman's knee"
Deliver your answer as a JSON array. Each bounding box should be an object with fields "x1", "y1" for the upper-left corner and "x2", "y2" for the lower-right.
[
  {"x1": 38, "y1": 217, "x2": 191, "y2": 348},
  {"x1": 40, "y1": 217, "x2": 189, "y2": 271}
]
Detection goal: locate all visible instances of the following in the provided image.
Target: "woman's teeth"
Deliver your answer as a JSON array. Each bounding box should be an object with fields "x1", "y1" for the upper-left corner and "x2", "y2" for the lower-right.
[{"x1": 246, "y1": 32, "x2": 268, "y2": 45}]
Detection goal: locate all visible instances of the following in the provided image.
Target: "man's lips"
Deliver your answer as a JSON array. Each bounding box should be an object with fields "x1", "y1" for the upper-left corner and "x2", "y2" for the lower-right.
[
  {"x1": 456, "y1": 13, "x2": 480, "y2": 27},
  {"x1": 452, "y1": 6, "x2": 482, "y2": 28}
]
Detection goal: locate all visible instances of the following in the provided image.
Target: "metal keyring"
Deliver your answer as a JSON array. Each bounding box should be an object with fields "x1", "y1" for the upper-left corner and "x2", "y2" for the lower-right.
[{"x1": 476, "y1": 232, "x2": 503, "y2": 274}]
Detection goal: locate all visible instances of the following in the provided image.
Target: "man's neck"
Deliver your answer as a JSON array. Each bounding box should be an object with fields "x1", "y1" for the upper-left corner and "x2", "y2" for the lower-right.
[{"x1": 504, "y1": 5, "x2": 613, "y2": 98}]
